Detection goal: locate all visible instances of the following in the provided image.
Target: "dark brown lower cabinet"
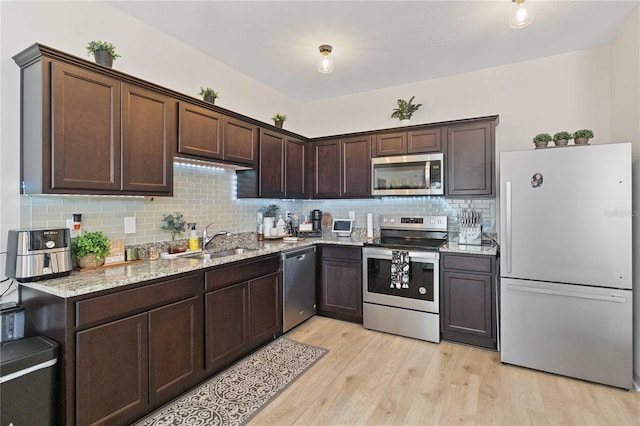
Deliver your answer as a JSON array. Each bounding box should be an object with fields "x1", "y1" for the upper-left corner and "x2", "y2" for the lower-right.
[
  {"x1": 317, "y1": 245, "x2": 363, "y2": 323},
  {"x1": 440, "y1": 253, "x2": 498, "y2": 350},
  {"x1": 205, "y1": 255, "x2": 281, "y2": 373}
]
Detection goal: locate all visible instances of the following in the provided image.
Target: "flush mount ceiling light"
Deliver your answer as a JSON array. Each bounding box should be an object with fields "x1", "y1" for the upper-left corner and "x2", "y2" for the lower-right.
[
  {"x1": 317, "y1": 44, "x2": 334, "y2": 74},
  {"x1": 509, "y1": 0, "x2": 534, "y2": 29}
]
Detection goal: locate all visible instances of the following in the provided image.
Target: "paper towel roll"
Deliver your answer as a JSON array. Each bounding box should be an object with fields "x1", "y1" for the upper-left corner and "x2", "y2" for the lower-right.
[{"x1": 366, "y1": 213, "x2": 374, "y2": 238}]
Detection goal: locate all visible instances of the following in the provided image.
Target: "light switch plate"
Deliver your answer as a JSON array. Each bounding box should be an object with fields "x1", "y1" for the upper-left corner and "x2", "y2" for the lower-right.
[
  {"x1": 349, "y1": 211, "x2": 355, "y2": 220},
  {"x1": 124, "y1": 216, "x2": 136, "y2": 234}
]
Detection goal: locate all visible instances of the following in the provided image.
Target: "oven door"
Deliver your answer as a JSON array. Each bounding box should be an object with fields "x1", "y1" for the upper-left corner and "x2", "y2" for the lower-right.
[{"x1": 362, "y1": 246, "x2": 439, "y2": 313}]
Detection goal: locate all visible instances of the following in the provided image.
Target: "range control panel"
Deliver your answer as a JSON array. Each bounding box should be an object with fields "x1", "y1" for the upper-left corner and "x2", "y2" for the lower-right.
[{"x1": 379, "y1": 215, "x2": 447, "y2": 231}]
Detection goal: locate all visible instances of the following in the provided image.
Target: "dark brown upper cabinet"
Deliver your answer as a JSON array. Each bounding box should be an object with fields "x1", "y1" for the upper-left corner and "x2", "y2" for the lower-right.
[
  {"x1": 177, "y1": 106, "x2": 257, "y2": 167},
  {"x1": 445, "y1": 119, "x2": 496, "y2": 197},
  {"x1": 178, "y1": 102, "x2": 223, "y2": 160},
  {"x1": 236, "y1": 129, "x2": 305, "y2": 198},
  {"x1": 312, "y1": 136, "x2": 371, "y2": 198},
  {"x1": 374, "y1": 128, "x2": 441, "y2": 157},
  {"x1": 14, "y1": 44, "x2": 174, "y2": 195}
]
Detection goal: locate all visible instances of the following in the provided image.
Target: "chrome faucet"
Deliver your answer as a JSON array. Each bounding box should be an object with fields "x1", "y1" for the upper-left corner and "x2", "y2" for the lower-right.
[{"x1": 202, "y1": 223, "x2": 231, "y2": 249}]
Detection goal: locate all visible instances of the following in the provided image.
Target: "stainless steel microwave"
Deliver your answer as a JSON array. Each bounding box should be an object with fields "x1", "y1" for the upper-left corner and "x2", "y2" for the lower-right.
[{"x1": 371, "y1": 153, "x2": 444, "y2": 196}]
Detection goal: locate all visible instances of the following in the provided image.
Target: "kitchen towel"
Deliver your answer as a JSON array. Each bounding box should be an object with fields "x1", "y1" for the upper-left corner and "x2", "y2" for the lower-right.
[{"x1": 390, "y1": 250, "x2": 410, "y2": 289}]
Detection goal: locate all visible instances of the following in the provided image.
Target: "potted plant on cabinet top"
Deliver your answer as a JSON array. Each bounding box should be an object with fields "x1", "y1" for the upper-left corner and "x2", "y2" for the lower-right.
[
  {"x1": 391, "y1": 96, "x2": 422, "y2": 124},
  {"x1": 161, "y1": 211, "x2": 188, "y2": 254},
  {"x1": 553, "y1": 131, "x2": 572, "y2": 147},
  {"x1": 86, "y1": 41, "x2": 121, "y2": 68},
  {"x1": 533, "y1": 133, "x2": 552, "y2": 149},
  {"x1": 573, "y1": 129, "x2": 594, "y2": 145},
  {"x1": 272, "y1": 114, "x2": 287, "y2": 129},
  {"x1": 198, "y1": 87, "x2": 219, "y2": 104},
  {"x1": 72, "y1": 231, "x2": 111, "y2": 269}
]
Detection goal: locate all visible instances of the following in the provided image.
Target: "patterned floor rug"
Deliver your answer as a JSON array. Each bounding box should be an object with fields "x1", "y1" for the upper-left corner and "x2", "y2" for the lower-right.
[{"x1": 135, "y1": 337, "x2": 327, "y2": 426}]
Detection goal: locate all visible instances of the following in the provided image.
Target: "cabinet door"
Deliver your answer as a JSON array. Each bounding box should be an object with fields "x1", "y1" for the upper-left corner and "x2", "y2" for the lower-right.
[
  {"x1": 408, "y1": 128, "x2": 441, "y2": 153},
  {"x1": 121, "y1": 83, "x2": 175, "y2": 194},
  {"x1": 441, "y1": 271, "x2": 495, "y2": 348},
  {"x1": 342, "y1": 135, "x2": 371, "y2": 198},
  {"x1": 446, "y1": 121, "x2": 494, "y2": 197},
  {"x1": 149, "y1": 296, "x2": 202, "y2": 404},
  {"x1": 313, "y1": 139, "x2": 341, "y2": 198},
  {"x1": 285, "y1": 137, "x2": 306, "y2": 198},
  {"x1": 51, "y1": 61, "x2": 121, "y2": 191},
  {"x1": 259, "y1": 129, "x2": 285, "y2": 198},
  {"x1": 319, "y1": 257, "x2": 363, "y2": 323},
  {"x1": 224, "y1": 116, "x2": 258, "y2": 166},
  {"x1": 248, "y1": 272, "x2": 281, "y2": 349},
  {"x1": 76, "y1": 313, "x2": 148, "y2": 426},
  {"x1": 374, "y1": 132, "x2": 407, "y2": 157},
  {"x1": 205, "y1": 283, "x2": 248, "y2": 372},
  {"x1": 178, "y1": 102, "x2": 223, "y2": 160}
]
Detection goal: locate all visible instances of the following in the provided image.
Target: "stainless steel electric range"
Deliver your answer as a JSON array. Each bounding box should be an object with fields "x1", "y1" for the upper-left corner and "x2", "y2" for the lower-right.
[{"x1": 362, "y1": 215, "x2": 447, "y2": 343}]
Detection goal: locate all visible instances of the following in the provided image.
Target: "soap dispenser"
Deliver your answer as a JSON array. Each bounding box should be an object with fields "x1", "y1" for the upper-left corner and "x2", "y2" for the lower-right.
[{"x1": 188, "y1": 223, "x2": 199, "y2": 251}]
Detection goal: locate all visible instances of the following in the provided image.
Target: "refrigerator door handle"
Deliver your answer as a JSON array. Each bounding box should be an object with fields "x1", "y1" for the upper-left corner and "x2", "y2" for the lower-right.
[
  {"x1": 507, "y1": 283, "x2": 628, "y2": 303},
  {"x1": 505, "y1": 181, "x2": 512, "y2": 273}
]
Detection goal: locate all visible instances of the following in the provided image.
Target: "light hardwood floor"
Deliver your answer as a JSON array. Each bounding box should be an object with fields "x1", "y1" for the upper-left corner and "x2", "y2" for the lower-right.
[{"x1": 250, "y1": 316, "x2": 640, "y2": 426}]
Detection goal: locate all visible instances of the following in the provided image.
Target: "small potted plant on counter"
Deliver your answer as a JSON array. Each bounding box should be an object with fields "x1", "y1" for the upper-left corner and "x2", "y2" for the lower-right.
[
  {"x1": 391, "y1": 96, "x2": 422, "y2": 124},
  {"x1": 272, "y1": 114, "x2": 287, "y2": 128},
  {"x1": 533, "y1": 133, "x2": 552, "y2": 149},
  {"x1": 72, "y1": 231, "x2": 111, "y2": 269},
  {"x1": 86, "y1": 40, "x2": 121, "y2": 68},
  {"x1": 573, "y1": 129, "x2": 594, "y2": 145},
  {"x1": 161, "y1": 211, "x2": 188, "y2": 253},
  {"x1": 552, "y1": 131, "x2": 572, "y2": 147},
  {"x1": 198, "y1": 87, "x2": 219, "y2": 104}
]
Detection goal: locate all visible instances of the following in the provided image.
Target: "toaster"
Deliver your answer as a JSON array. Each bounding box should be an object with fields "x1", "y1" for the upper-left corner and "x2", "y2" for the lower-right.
[
  {"x1": 5, "y1": 228, "x2": 72, "y2": 282},
  {"x1": 0, "y1": 302, "x2": 25, "y2": 343}
]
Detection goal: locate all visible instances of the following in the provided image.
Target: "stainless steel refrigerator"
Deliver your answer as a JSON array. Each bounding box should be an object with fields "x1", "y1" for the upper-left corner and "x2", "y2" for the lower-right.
[{"x1": 500, "y1": 142, "x2": 633, "y2": 389}]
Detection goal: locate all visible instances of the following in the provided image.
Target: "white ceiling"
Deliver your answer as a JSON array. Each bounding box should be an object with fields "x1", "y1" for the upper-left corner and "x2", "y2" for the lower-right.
[{"x1": 107, "y1": 1, "x2": 639, "y2": 102}]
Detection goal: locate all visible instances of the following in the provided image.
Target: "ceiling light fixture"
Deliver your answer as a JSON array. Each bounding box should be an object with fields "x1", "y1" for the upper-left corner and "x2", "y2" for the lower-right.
[
  {"x1": 509, "y1": 0, "x2": 534, "y2": 29},
  {"x1": 317, "y1": 44, "x2": 334, "y2": 74}
]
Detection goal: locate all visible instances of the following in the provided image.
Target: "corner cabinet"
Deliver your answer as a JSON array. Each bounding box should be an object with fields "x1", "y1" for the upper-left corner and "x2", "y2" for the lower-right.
[
  {"x1": 312, "y1": 135, "x2": 371, "y2": 198},
  {"x1": 317, "y1": 245, "x2": 363, "y2": 323},
  {"x1": 14, "y1": 44, "x2": 174, "y2": 196},
  {"x1": 440, "y1": 252, "x2": 498, "y2": 350},
  {"x1": 445, "y1": 118, "x2": 497, "y2": 197},
  {"x1": 236, "y1": 129, "x2": 305, "y2": 198}
]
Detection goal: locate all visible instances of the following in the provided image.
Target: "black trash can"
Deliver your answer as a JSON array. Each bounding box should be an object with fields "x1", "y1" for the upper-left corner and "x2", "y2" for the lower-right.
[{"x1": 1, "y1": 336, "x2": 58, "y2": 426}]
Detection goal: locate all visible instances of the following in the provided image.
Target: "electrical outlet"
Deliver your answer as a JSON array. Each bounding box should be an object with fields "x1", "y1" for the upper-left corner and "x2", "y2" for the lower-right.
[
  {"x1": 124, "y1": 216, "x2": 136, "y2": 234},
  {"x1": 349, "y1": 211, "x2": 355, "y2": 220}
]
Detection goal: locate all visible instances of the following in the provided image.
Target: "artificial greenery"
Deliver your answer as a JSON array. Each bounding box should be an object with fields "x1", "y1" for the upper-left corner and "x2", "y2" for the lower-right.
[
  {"x1": 72, "y1": 231, "x2": 111, "y2": 260},
  {"x1": 198, "y1": 87, "x2": 219, "y2": 99},
  {"x1": 161, "y1": 211, "x2": 187, "y2": 241},
  {"x1": 260, "y1": 204, "x2": 279, "y2": 217},
  {"x1": 553, "y1": 131, "x2": 572, "y2": 141},
  {"x1": 271, "y1": 113, "x2": 287, "y2": 123},
  {"x1": 85, "y1": 41, "x2": 121, "y2": 59},
  {"x1": 390, "y1": 96, "x2": 422, "y2": 120},
  {"x1": 533, "y1": 133, "x2": 553, "y2": 143},
  {"x1": 573, "y1": 129, "x2": 594, "y2": 139}
]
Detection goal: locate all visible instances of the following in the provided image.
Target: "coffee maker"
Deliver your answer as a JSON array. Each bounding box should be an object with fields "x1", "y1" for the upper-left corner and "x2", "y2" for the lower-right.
[{"x1": 311, "y1": 209, "x2": 322, "y2": 232}]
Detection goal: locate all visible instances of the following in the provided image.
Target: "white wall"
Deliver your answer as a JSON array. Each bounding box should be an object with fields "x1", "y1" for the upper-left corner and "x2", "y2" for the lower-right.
[{"x1": 300, "y1": 47, "x2": 613, "y2": 157}]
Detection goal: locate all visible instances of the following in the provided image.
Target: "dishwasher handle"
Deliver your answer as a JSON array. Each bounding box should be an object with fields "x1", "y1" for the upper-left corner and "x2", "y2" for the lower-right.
[{"x1": 281, "y1": 246, "x2": 316, "y2": 260}]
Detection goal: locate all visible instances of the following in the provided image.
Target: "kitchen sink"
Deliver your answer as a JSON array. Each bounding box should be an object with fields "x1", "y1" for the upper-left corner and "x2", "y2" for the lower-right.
[{"x1": 185, "y1": 247, "x2": 257, "y2": 260}]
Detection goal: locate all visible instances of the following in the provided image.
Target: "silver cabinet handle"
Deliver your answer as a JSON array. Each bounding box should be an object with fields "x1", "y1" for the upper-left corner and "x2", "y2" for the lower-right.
[
  {"x1": 508, "y1": 283, "x2": 627, "y2": 303},
  {"x1": 505, "y1": 181, "x2": 512, "y2": 273}
]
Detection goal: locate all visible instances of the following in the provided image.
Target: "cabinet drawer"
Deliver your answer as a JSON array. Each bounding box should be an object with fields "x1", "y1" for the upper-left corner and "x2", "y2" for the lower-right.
[
  {"x1": 206, "y1": 255, "x2": 279, "y2": 292},
  {"x1": 442, "y1": 254, "x2": 495, "y2": 274},
  {"x1": 76, "y1": 273, "x2": 201, "y2": 328},
  {"x1": 321, "y1": 245, "x2": 362, "y2": 261}
]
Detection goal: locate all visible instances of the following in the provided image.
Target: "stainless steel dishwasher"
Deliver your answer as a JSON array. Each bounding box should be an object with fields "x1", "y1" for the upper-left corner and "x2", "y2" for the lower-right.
[{"x1": 281, "y1": 246, "x2": 316, "y2": 332}]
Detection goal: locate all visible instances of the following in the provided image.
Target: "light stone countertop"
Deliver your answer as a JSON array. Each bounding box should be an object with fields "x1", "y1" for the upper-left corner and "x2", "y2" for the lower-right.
[
  {"x1": 19, "y1": 234, "x2": 498, "y2": 299},
  {"x1": 18, "y1": 236, "x2": 365, "y2": 299},
  {"x1": 440, "y1": 240, "x2": 499, "y2": 256}
]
